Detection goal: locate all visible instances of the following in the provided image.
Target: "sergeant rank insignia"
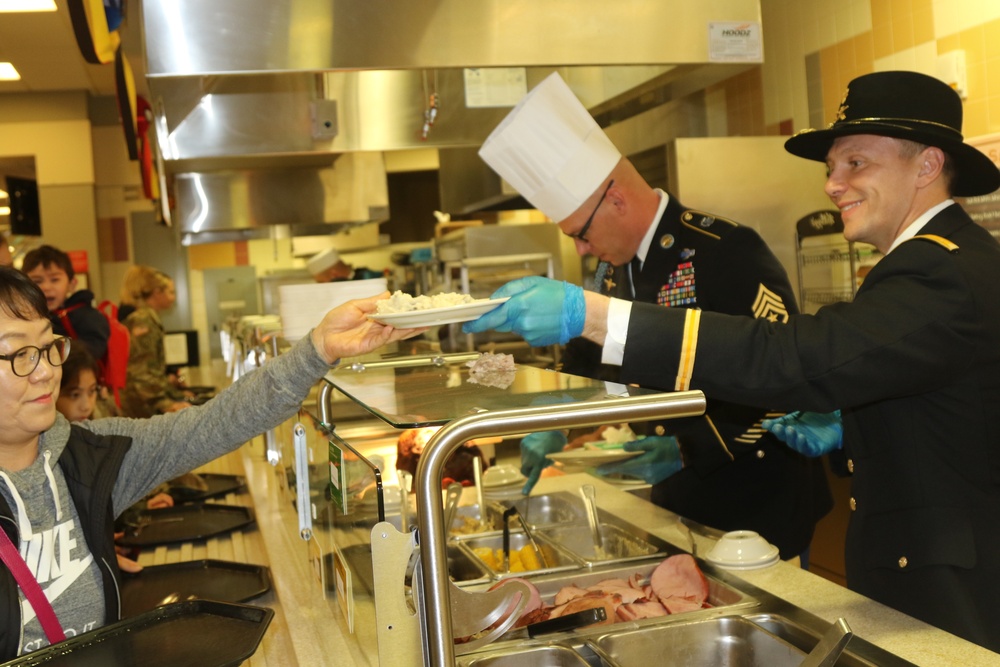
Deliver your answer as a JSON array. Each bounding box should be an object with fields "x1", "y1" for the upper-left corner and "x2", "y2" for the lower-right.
[
  {"x1": 658, "y1": 262, "x2": 696, "y2": 306},
  {"x1": 752, "y1": 284, "x2": 789, "y2": 322}
]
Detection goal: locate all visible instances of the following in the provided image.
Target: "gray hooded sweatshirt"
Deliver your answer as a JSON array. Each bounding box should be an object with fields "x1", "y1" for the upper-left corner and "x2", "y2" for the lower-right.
[{"x1": 0, "y1": 335, "x2": 331, "y2": 655}]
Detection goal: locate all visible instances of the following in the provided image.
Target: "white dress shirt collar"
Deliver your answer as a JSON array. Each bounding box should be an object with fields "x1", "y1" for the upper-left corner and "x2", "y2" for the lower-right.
[
  {"x1": 885, "y1": 199, "x2": 954, "y2": 254},
  {"x1": 634, "y1": 189, "x2": 669, "y2": 269}
]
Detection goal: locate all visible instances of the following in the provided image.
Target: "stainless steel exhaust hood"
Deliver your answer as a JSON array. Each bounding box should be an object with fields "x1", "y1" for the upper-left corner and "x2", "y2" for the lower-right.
[
  {"x1": 172, "y1": 152, "x2": 389, "y2": 242},
  {"x1": 142, "y1": 0, "x2": 761, "y2": 76},
  {"x1": 138, "y1": 0, "x2": 762, "y2": 234}
]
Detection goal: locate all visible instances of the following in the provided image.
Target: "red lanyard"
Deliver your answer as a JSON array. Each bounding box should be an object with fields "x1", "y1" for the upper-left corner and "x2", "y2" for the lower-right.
[{"x1": 0, "y1": 526, "x2": 66, "y2": 645}]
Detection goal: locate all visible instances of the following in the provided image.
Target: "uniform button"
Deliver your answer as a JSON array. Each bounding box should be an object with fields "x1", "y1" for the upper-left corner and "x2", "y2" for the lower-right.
[
  {"x1": 654, "y1": 425, "x2": 665, "y2": 436},
  {"x1": 847, "y1": 459, "x2": 854, "y2": 473},
  {"x1": 898, "y1": 556, "x2": 908, "y2": 568},
  {"x1": 849, "y1": 497, "x2": 857, "y2": 511},
  {"x1": 756, "y1": 449, "x2": 765, "y2": 459}
]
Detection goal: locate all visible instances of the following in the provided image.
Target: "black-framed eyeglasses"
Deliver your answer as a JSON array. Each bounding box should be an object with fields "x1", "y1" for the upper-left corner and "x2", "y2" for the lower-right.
[
  {"x1": 568, "y1": 180, "x2": 614, "y2": 243},
  {"x1": 0, "y1": 337, "x2": 71, "y2": 378}
]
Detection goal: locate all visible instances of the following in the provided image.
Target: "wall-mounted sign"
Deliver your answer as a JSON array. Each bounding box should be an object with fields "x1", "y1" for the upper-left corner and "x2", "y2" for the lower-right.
[
  {"x1": 708, "y1": 21, "x2": 763, "y2": 62},
  {"x1": 464, "y1": 67, "x2": 528, "y2": 108}
]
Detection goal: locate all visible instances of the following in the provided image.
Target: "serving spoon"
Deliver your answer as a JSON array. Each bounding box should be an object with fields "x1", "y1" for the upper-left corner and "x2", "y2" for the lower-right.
[{"x1": 580, "y1": 484, "x2": 604, "y2": 555}]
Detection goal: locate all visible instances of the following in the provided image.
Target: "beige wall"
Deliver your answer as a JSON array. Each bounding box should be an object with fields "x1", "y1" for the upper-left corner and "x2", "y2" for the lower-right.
[
  {"x1": 0, "y1": 93, "x2": 104, "y2": 291},
  {"x1": 758, "y1": 0, "x2": 1000, "y2": 143},
  {"x1": 91, "y1": 123, "x2": 155, "y2": 303},
  {"x1": 0, "y1": 93, "x2": 157, "y2": 304}
]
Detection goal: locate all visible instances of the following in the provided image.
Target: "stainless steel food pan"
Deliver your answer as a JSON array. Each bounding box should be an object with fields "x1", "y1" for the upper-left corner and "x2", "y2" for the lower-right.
[
  {"x1": 490, "y1": 492, "x2": 586, "y2": 528},
  {"x1": 537, "y1": 522, "x2": 669, "y2": 566},
  {"x1": 456, "y1": 531, "x2": 580, "y2": 579},
  {"x1": 593, "y1": 615, "x2": 805, "y2": 666}
]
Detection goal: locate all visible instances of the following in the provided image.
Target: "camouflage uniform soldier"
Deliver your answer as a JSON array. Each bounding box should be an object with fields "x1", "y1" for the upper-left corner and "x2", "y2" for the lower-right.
[{"x1": 120, "y1": 268, "x2": 192, "y2": 417}]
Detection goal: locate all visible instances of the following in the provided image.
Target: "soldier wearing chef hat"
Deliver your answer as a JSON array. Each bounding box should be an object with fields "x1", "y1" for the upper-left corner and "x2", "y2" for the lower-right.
[
  {"x1": 468, "y1": 70, "x2": 1000, "y2": 651},
  {"x1": 477, "y1": 72, "x2": 832, "y2": 563}
]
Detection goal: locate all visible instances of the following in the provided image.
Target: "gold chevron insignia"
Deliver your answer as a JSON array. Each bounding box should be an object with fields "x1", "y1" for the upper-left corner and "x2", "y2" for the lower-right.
[{"x1": 752, "y1": 284, "x2": 789, "y2": 322}]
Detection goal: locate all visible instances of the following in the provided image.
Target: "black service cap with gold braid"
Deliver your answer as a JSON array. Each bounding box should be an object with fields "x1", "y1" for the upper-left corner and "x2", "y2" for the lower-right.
[{"x1": 784, "y1": 71, "x2": 1000, "y2": 197}]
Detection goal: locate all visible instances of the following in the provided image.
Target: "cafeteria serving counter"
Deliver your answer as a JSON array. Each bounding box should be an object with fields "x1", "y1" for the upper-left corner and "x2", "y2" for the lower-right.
[
  {"x1": 152, "y1": 352, "x2": 1000, "y2": 666},
  {"x1": 160, "y1": 449, "x2": 1000, "y2": 666}
]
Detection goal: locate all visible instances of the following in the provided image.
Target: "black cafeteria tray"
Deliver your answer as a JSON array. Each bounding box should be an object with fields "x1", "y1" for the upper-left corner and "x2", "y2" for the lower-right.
[
  {"x1": 121, "y1": 559, "x2": 272, "y2": 617},
  {"x1": 184, "y1": 385, "x2": 218, "y2": 406},
  {"x1": 168, "y1": 473, "x2": 246, "y2": 503},
  {"x1": 117, "y1": 503, "x2": 256, "y2": 548},
  {"x1": 0, "y1": 599, "x2": 273, "y2": 667}
]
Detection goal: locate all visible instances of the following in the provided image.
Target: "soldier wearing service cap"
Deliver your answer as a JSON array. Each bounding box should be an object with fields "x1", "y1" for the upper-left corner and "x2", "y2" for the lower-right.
[
  {"x1": 467, "y1": 70, "x2": 1000, "y2": 652},
  {"x1": 477, "y1": 72, "x2": 832, "y2": 563}
]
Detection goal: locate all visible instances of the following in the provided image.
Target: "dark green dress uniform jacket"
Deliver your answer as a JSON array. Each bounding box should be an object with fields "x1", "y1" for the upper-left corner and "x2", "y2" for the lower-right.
[
  {"x1": 562, "y1": 194, "x2": 833, "y2": 560},
  {"x1": 620, "y1": 202, "x2": 1000, "y2": 652}
]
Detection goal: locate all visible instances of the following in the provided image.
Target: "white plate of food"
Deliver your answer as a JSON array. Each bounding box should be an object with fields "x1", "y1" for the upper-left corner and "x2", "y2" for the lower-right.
[
  {"x1": 545, "y1": 449, "x2": 642, "y2": 467},
  {"x1": 481, "y1": 464, "x2": 526, "y2": 488},
  {"x1": 369, "y1": 297, "x2": 510, "y2": 328}
]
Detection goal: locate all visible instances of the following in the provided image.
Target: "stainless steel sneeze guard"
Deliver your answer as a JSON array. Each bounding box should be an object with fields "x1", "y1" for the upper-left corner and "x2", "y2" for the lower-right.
[{"x1": 414, "y1": 391, "x2": 706, "y2": 666}]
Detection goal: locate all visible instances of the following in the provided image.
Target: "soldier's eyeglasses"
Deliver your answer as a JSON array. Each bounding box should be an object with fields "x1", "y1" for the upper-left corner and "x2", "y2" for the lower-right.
[
  {"x1": 568, "y1": 180, "x2": 614, "y2": 243},
  {"x1": 0, "y1": 337, "x2": 71, "y2": 377}
]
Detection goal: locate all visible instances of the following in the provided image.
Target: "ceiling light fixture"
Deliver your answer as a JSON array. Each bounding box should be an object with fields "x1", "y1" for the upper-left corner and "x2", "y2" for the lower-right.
[
  {"x1": 0, "y1": 63, "x2": 20, "y2": 81},
  {"x1": 0, "y1": 0, "x2": 57, "y2": 11}
]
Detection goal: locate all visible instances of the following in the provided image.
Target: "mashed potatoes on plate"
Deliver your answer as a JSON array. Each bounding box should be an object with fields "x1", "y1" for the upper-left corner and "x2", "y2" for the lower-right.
[{"x1": 375, "y1": 290, "x2": 479, "y2": 314}]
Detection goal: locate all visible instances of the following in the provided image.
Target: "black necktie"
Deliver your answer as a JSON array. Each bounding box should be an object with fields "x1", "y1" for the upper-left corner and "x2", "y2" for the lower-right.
[{"x1": 629, "y1": 256, "x2": 642, "y2": 297}]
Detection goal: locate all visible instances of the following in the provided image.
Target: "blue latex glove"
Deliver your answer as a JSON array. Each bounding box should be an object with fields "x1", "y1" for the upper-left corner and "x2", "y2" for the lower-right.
[
  {"x1": 462, "y1": 276, "x2": 585, "y2": 347},
  {"x1": 520, "y1": 431, "x2": 568, "y2": 495},
  {"x1": 761, "y1": 410, "x2": 843, "y2": 457},
  {"x1": 595, "y1": 436, "x2": 682, "y2": 485}
]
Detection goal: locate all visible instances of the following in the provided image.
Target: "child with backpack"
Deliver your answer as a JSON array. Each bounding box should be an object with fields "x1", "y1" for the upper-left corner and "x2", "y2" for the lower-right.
[
  {"x1": 21, "y1": 245, "x2": 130, "y2": 407},
  {"x1": 22, "y1": 245, "x2": 109, "y2": 360}
]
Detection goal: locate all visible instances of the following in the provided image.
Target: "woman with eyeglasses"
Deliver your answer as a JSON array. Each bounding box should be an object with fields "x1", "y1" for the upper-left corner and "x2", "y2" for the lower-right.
[{"x1": 0, "y1": 266, "x2": 422, "y2": 659}]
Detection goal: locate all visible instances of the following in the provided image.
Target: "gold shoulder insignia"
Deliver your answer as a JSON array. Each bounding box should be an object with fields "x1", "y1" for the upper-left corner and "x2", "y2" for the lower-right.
[
  {"x1": 908, "y1": 234, "x2": 959, "y2": 253},
  {"x1": 681, "y1": 210, "x2": 738, "y2": 240}
]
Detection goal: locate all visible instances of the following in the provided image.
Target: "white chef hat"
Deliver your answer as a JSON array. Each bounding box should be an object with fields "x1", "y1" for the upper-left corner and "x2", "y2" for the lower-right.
[
  {"x1": 307, "y1": 247, "x2": 341, "y2": 275},
  {"x1": 478, "y1": 72, "x2": 621, "y2": 222}
]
